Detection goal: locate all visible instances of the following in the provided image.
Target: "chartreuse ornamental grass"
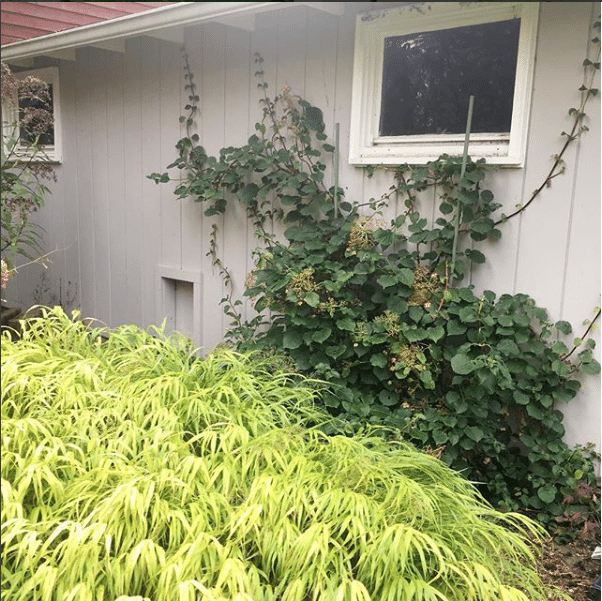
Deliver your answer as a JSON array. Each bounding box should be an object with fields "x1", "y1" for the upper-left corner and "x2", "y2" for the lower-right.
[{"x1": 2, "y1": 308, "x2": 565, "y2": 601}]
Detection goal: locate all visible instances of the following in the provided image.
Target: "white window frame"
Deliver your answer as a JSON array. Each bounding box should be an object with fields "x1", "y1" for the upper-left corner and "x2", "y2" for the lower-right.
[
  {"x1": 2, "y1": 66, "x2": 62, "y2": 163},
  {"x1": 349, "y1": 2, "x2": 539, "y2": 166}
]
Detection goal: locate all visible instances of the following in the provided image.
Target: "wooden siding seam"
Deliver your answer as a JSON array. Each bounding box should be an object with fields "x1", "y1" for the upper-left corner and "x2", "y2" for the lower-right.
[
  {"x1": 558, "y1": 136, "x2": 582, "y2": 321},
  {"x1": 103, "y1": 51, "x2": 113, "y2": 325},
  {"x1": 559, "y1": 3, "x2": 600, "y2": 321}
]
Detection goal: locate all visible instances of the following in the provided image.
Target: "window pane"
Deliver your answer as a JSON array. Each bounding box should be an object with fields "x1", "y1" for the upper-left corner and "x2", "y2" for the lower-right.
[
  {"x1": 379, "y1": 19, "x2": 520, "y2": 136},
  {"x1": 18, "y1": 83, "x2": 54, "y2": 146}
]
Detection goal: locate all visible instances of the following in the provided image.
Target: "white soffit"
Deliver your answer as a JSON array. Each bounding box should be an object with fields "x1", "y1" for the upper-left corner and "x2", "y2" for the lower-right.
[{"x1": 1, "y1": 1, "x2": 346, "y2": 59}]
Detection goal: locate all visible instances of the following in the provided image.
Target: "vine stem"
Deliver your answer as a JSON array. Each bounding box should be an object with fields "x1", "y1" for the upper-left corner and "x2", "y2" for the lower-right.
[
  {"x1": 561, "y1": 308, "x2": 601, "y2": 361},
  {"x1": 495, "y1": 42, "x2": 600, "y2": 226}
]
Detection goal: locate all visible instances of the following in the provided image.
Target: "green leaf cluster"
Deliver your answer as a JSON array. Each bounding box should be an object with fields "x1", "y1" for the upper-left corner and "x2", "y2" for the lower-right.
[
  {"x1": 0, "y1": 307, "x2": 562, "y2": 600},
  {"x1": 151, "y1": 55, "x2": 601, "y2": 535},
  {"x1": 236, "y1": 199, "x2": 600, "y2": 531},
  {"x1": 149, "y1": 54, "x2": 335, "y2": 248},
  {"x1": 1, "y1": 62, "x2": 54, "y2": 273}
]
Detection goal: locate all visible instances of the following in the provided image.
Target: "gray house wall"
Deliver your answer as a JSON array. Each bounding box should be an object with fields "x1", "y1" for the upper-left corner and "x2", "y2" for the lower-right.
[{"x1": 3, "y1": 2, "x2": 600, "y2": 451}]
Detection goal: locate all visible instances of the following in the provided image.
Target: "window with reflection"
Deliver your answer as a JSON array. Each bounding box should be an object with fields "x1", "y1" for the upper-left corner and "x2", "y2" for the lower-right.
[{"x1": 350, "y1": 3, "x2": 539, "y2": 166}]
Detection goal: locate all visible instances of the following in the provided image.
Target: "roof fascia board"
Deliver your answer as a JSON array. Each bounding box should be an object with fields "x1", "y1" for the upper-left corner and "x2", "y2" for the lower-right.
[{"x1": 0, "y1": 2, "x2": 286, "y2": 60}]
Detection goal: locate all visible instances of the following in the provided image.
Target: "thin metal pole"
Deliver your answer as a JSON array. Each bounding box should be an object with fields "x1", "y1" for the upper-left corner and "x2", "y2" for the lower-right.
[
  {"x1": 450, "y1": 95, "x2": 474, "y2": 287},
  {"x1": 334, "y1": 122, "x2": 340, "y2": 217}
]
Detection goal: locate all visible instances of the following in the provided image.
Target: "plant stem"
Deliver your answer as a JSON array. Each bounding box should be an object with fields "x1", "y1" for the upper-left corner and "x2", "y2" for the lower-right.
[
  {"x1": 495, "y1": 43, "x2": 601, "y2": 226},
  {"x1": 561, "y1": 308, "x2": 601, "y2": 361},
  {"x1": 450, "y1": 94, "x2": 474, "y2": 287}
]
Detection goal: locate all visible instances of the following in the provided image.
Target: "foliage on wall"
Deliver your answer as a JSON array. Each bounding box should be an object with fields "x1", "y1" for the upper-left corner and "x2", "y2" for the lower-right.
[
  {"x1": 1, "y1": 62, "x2": 55, "y2": 290},
  {"x1": 150, "y1": 20, "x2": 601, "y2": 534},
  {"x1": 1, "y1": 307, "x2": 561, "y2": 600}
]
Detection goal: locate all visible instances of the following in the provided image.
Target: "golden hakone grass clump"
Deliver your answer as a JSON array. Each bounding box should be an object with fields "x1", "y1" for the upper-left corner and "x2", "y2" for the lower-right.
[{"x1": 1, "y1": 307, "x2": 566, "y2": 601}]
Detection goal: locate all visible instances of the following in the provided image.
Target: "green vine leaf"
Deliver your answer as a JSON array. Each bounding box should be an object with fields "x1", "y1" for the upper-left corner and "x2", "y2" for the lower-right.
[
  {"x1": 451, "y1": 354, "x2": 476, "y2": 375},
  {"x1": 148, "y1": 48, "x2": 602, "y2": 538},
  {"x1": 555, "y1": 321, "x2": 573, "y2": 335},
  {"x1": 283, "y1": 330, "x2": 303, "y2": 349},
  {"x1": 304, "y1": 291, "x2": 320, "y2": 308}
]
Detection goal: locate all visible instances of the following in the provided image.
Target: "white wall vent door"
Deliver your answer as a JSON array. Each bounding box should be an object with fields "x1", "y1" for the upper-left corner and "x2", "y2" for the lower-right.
[{"x1": 156, "y1": 266, "x2": 202, "y2": 347}]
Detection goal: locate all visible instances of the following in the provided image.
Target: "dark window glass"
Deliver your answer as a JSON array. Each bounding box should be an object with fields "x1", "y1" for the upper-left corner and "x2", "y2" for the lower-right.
[
  {"x1": 18, "y1": 83, "x2": 54, "y2": 146},
  {"x1": 379, "y1": 19, "x2": 520, "y2": 136}
]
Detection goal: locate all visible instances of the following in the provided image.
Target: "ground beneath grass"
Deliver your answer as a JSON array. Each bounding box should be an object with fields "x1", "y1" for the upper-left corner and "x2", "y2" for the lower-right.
[{"x1": 539, "y1": 533, "x2": 600, "y2": 601}]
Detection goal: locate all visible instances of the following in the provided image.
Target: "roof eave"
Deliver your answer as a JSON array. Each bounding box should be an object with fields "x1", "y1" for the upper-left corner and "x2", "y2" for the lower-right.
[{"x1": 0, "y1": 1, "x2": 285, "y2": 59}]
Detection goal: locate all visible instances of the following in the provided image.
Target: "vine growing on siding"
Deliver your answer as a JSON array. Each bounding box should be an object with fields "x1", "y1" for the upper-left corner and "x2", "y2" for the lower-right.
[
  {"x1": 1, "y1": 62, "x2": 56, "y2": 288},
  {"x1": 150, "y1": 25, "x2": 601, "y2": 536},
  {"x1": 496, "y1": 30, "x2": 601, "y2": 224}
]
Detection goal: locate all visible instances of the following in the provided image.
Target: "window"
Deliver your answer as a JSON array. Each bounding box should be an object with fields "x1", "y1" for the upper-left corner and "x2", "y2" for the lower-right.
[
  {"x1": 2, "y1": 67, "x2": 61, "y2": 162},
  {"x1": 349, "y1": 3, "x2": 539, "y2": 166}
]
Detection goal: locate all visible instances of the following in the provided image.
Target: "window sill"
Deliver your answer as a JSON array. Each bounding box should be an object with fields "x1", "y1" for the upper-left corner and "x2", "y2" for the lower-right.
[
  {"x1": 4, "y1": 147, "x2": 62, "y2": 164},
  {"x1": 350, "y1": 137, "x2": 523, "y2": 167}
]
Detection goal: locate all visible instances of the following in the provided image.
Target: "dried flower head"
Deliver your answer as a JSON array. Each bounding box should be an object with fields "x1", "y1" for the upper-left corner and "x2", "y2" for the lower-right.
[
  {"x1": 1, "y1": 63, "x2": 54, "y2": 140},
  {"x1": 408, "y1": 266, "x2": 440, "y2": 307},
  {"x1": 287, "y1": 267, "x2": 316, "y2": 299},
  {"x1": 373, "y1": 310, "x2": 401, "y2": 337},
  {"x1": 1, "y1": 62, "x2": 18, "y2": 105},
  {"x1": 1, "y1": 258, "x2": 11, "y2": 289},
  {"x1": 346, "y1": 215, "x2": 384, "y2": 253},
  {"x1": 245, "y1": 270, "x2": 256, "y2": 290},
  {"x1": 280, "y1": 84, "x2": 296, "y2": 110}
]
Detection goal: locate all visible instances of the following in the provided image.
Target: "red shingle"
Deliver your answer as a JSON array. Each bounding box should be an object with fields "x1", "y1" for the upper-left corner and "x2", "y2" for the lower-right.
[{"x1": 1, "y1": 2, "x2": 177, "y2": 46}]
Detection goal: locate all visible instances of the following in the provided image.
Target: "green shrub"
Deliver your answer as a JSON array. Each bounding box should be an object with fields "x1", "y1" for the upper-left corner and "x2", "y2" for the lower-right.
[
  {"x1": 1, "y1": 307, "x2": 564, "y2": 600},
  {"x1": 237, "y1": 204, "x2": 601, "y2": 534},
  {"x1": 150, "y1": 51, "x2": 601, "y2": 534},
  {"x1": 1, "y1": 62, "x2": 55, "y2": 286}
]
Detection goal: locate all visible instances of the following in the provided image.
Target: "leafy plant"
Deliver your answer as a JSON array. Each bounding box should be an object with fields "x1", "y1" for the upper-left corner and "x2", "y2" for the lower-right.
[
  {"x1": 552, "y1": 443, "x2": 601, "y2": 544},
  {"x1": 1, "y1": 307, "x2": 567, "y2": 600},
  {"x1": 1, "y1": 62, "x2": 55, "y2": 286},
  {"x1": 237, "y1": 185, "x2": 601, "y2": 533},
  {"x1": 150, "y1": 40, "x2": 601, "y2": 535}
]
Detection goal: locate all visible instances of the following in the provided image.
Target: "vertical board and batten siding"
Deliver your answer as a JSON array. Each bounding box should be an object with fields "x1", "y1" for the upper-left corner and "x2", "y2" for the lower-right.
[
  {"x1": 3, "y1": 2, "x2": 599, "y2": 449},
  {"x1": 105, "y1": 48, "x2": 126, "y2": 327},
  {"x1": 199, "y1": 22, "x2": 228, "y2": 341},
  {"x1": 472, "y1": 2, "x2": 601, "y2": 450}
]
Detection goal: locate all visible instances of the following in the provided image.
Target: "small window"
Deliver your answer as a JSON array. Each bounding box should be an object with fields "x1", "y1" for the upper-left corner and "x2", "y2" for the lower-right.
[
  {"x1": 349, "y1": 3, "x2": 539, "y2": 166},
  {"x1": 2, "y1": 67, "x2": 61, "y2": 162}
]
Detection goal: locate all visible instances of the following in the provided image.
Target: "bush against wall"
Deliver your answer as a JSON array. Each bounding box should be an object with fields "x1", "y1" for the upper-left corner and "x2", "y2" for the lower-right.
[
  {"x1": 1, "y1": 62, "x2": 55, "y2": 290},
  {"x1": 150, "y1": 41, "x2": 601, "y2": 534},
  {"x1": 1, "y1": 307, "x2": 564, "y2": 600}
]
